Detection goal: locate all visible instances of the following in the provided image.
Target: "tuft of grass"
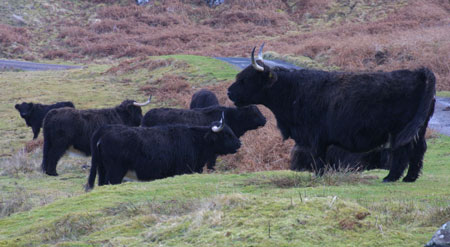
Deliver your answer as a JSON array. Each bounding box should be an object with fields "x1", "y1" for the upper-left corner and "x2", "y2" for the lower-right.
[
  {"x1": 0, "y1": 150, "x2": 40, "y2": 178},
  {"x1": 40, "y1": 212, "x2": 100, "y2": 244},
  {"x1": 243, "y1": 167, "x2": 378, "y2": 188},
  {"x1": 263, "y1": 51, "x2": 337, "y2": 70},
  {"x1": 0, "y1": 186, "x2": 32, "y2": 218}
]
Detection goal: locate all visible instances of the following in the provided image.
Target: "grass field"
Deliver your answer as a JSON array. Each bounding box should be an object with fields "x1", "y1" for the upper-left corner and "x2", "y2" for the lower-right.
[
  {"x1": 0, "y1": 55, "x2": 449, "y2": 246},
  {"x1": 0, "y1": 136, "x2": 449, "y2": 246}
]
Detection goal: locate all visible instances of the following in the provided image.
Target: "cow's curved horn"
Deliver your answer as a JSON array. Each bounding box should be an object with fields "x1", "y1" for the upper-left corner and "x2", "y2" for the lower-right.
[
  {"x1": 257, "y1": 42, "x2": 265, "y2": 61},
  {"x1": 251, "y1": 47, "x2": 264, "y2": 72},
  {"x1": 133, "y1": 95, "x2": 152, "y2": 107},
  {"x1": 212, "y1": 112, "x2": 225, "y2": 132}
]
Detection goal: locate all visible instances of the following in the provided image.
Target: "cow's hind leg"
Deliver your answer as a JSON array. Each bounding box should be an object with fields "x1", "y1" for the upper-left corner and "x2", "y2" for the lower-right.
[
  {"x1": 42, "y1": 138, "x2": 70, "y2": 176},
  {"x1": 403, "y1": 136, "x2": 426, "y2": 182},
  {"x1": 311, "y1": 146, "x2": 328, "y2": 176},
  {"x1": 383, "y1": 145, "x2": 409, "y2": 182},
  {"x1": 106, "y1": 165, "x2": 127, "y2": 185}
]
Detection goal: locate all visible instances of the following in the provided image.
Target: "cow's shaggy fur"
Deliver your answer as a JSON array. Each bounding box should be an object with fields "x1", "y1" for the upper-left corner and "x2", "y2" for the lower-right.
[
  {"x1": 228, "y1": 54, "x2": 435, "y2": 182},
  {"x1": 41, "y1": 100, "x2": 145, "y2": 176},
  {"x1": 141, "y1": 104, "x2": 266, "y2": 170},
  {"x1": 85, "y1": 122, "x2": 241, "y2": 191},
  {"x1": 190, "y1": 89, "x2": 219, "y2": 109}
]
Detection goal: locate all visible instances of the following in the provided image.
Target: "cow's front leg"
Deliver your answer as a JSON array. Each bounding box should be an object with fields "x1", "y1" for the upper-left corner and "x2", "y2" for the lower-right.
[{"x1": 290, "y1": 144, "x2": 316, "y2": 172}]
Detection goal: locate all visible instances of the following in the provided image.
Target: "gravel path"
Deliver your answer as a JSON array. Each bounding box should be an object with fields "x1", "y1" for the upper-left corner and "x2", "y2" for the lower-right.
[
  {"x1": 0, "y1": 59, "x2": 82, "y2": 71},
  {"x1": 430, "y1": 97, "x2": 450, "y2": 136}
]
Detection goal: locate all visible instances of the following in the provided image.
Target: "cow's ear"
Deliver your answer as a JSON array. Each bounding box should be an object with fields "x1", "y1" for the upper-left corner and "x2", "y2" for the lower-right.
[
  {"x1": 15, "y1": 104, "x2": 20, "y2": 110},
  {"x1": 265, "y1": 70, "x2": 278, "y2": 88},
  {"x1": 126, "y1": 104, "x2": 138, "y2": 113},
  {"x1": 204, "y1": 132, "x2": 218, "y2": 144}
]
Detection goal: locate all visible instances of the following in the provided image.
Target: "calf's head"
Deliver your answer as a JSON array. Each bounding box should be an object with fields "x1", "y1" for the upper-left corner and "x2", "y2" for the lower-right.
[
  {"x1": 227, "y1": 43, "x2": 278, "y2": 107},
  {"x1": 15, "y1": 102, "x2": 34, "y2": 119},
  {"x1": 116, "y1": 96, "x2": 152, "y2": 126},
  {"x1": 204, "y1": 113, "x2": 241, "y2": 155},
  {"x1": 229, "y1": 105, "x2": 266, "y2": 137}
]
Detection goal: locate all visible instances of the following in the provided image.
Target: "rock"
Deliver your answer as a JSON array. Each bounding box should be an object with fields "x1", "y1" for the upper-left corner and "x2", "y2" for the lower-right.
[
  {"x1": 425, "y1": 221, "x2": 450, "y2": 247},
  {"x1": 135, "y1": 0, "x2": 150, "y2": 5},
  {"x1": 12, "y1": 14, "x2": 27, "y2": 26},
  {"x1": 374, "y1": 50, "x2": 388, "y2": 65},
  {"x1": 206, "y1": 0, "x2": 224, "y2": 7}
]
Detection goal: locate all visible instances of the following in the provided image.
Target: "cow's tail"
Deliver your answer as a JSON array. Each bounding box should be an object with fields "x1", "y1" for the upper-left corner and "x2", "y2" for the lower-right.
[
  {"x1": 394, "y1": 67, "x2": 436, "y2": 148},
  {"x1": 85, "y1": 127, "x2": 104, "y2": 192}
]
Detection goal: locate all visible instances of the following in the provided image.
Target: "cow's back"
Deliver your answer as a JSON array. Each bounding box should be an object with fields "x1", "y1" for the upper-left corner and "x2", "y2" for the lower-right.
[
  {"x1": 142, "y1": 108, "x2": 219, "y2": 127},
  {"x1": 99, "y1": 125, "x2": 201, "y2": 180}
]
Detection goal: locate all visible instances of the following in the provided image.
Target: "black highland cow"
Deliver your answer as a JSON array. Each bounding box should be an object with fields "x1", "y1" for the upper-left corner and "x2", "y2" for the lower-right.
[
  {"x1": 227, "y1": 44, "x2": 436, "y2": 182},
  {"x1": 189, "y1": 89, "x2": 220, "y2": 109},
  {"x1": 85, "y1": 116, "x2": 241, "y2": 191},
  {"x1": 41, "y1": 97, "x2": 152, "y2": 176},
  {"x1": 15, "y1": 101, "x2": 75, "y2": 139},
  {"x1": 141, "y1": 104, "x2": 266, "y2": 171}
]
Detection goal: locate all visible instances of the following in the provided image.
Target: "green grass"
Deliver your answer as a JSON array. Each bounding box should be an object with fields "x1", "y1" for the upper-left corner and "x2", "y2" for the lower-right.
[
  {"x1": 0, "y1": 136, "x2": 449, "y2": 246},
  {"x1": 160, "y1": 55, "x2": 238, "y2": 84},
  {"x1": 1, "y1": 55, "x2": 449, "y2": 246},
  {"x1": 437, "y1": 91, "x2": 450, "y2": 98}
]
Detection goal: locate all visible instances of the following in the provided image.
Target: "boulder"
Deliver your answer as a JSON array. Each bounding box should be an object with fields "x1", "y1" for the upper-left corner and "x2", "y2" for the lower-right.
[
  {"x1": 206, "y1": 0, "x2": 224, "y2": 7},
  {"x1": 426, "y1": 221, "x2": 450, "y2": 247}
]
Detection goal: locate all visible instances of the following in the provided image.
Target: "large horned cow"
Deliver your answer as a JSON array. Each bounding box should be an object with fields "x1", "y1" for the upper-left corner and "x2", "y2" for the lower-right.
[
  {"x1": 227, "y1": 44, "x2": 435, "y2": 182},
  {"x1": 85, "y1": 115, "x2": 241, "y2": 191},
  {"x1": 41, "y1": 97, "x2": 152, "y2": 176}
]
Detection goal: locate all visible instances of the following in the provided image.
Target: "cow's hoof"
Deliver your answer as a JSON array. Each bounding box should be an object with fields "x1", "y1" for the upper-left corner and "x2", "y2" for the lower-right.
[
  {"x1": 402, "y1": 176, "x2": 417, "y2": 183},
  {"x1": 382, "y1": 177, "x2": 397, "y2": 183},
  {"x1": 46, "y1": 171, "x2": 58, "y2": 176}
]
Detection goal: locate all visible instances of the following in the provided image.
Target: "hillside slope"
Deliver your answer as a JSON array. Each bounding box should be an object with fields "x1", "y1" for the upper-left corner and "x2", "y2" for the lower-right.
[
  {"x1": 0, "y1": 55, "x2": 449, "y2": 246},
  {"x1": 1, "y1": 134, "x2": 450, "y2": 246},
  {"x1": 1, "y1": 0, "x2": 449, "y2": 89}
]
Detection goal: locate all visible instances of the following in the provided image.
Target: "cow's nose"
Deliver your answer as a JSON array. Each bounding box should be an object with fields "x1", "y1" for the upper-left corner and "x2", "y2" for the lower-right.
[{"x1": 227, "y1": 91, "x2": 233, "y2": 100}]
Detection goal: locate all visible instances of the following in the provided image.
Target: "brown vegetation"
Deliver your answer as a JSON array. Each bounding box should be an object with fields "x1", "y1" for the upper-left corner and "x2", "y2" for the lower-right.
[
  {"x1": 0, "y1": 24, "x2": 31, "y2": 58},
  {"x1": 6, "y1": 0, "x2": 448, "y2": 89}
]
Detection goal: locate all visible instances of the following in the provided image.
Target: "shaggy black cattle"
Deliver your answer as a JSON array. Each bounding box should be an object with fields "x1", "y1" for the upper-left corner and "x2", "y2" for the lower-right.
[
  {"x1": 189, "y1": 89, "x2": 219, "y2": 109},
  {"x1": 227, "y1": 44, "x2": 436, "y2": 182},
  {"x1": 141, "y1": 104, "x2": 266, "y2": 171},
  {"x1": 85, "y1": 116, "x2": 241, "y2": 191},
  {"x1": 41, "y1": 97, "x2": 152, "y2": 176},
  {"x1": 15, "y1": 101, "x2": 75, "y2": 139}
]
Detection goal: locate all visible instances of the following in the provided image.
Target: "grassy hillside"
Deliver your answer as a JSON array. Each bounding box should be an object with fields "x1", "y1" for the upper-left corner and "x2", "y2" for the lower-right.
[
  {"x1": 1, "y1": 0, "x2": 449, "y2": 89},
  {"x1": 0, "y1": 135, "x2": 449, "y2": 246},
  {"x1": 0, "y1": 55, "x2": 449, "y2": 246}
]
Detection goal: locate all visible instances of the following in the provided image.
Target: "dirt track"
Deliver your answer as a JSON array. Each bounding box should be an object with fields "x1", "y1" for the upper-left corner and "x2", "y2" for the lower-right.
[{"x1": 0, "y1": 59, "x2": 82, "y2": 71}]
